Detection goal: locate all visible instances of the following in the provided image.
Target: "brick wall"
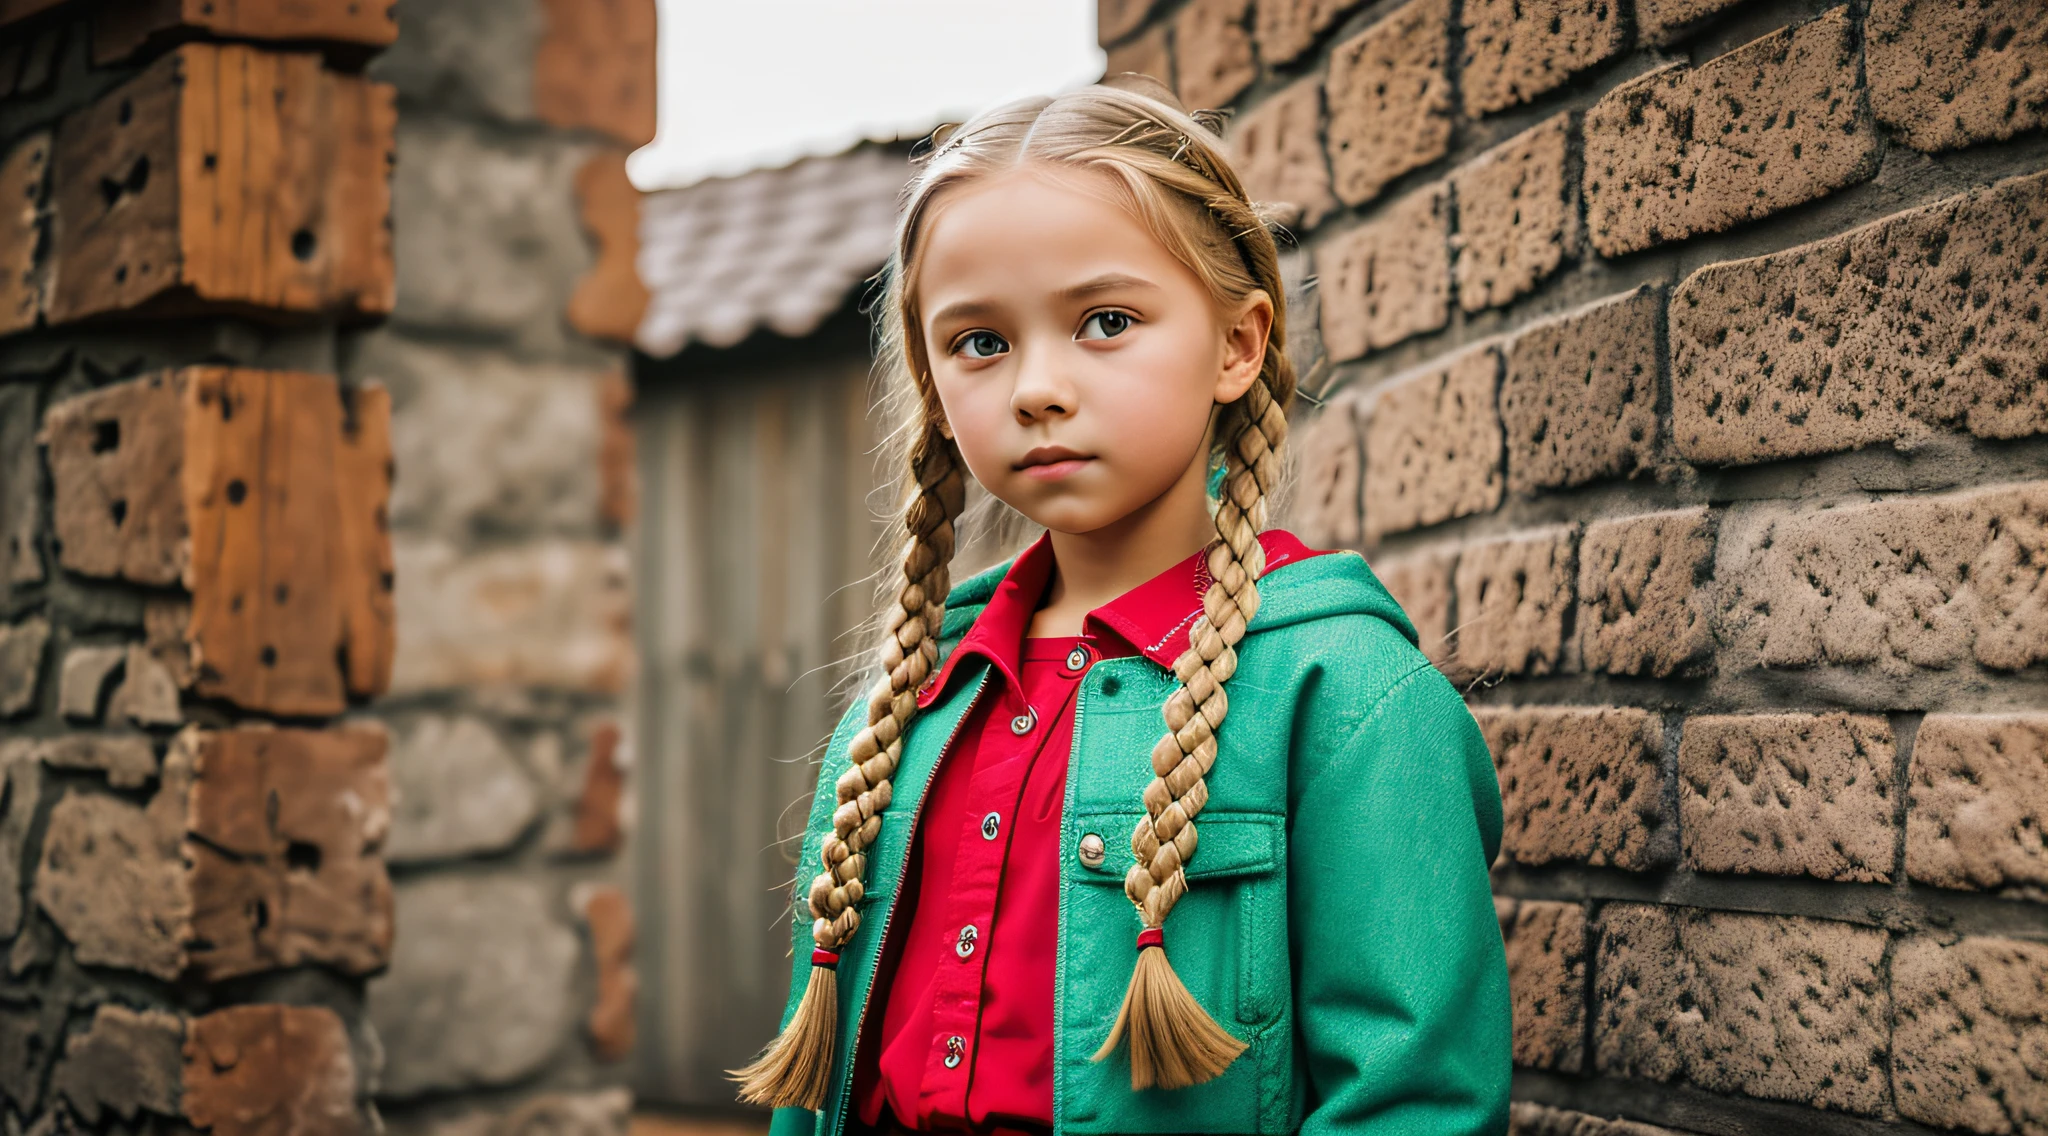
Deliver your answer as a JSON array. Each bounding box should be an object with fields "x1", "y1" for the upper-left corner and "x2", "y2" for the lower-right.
[
  {"x1": 1105, "y1": 0, "x2": 2048, "y2": 1133},
  {"x1": 0, "y1": 1, "x2": 649, "y2": 1134}
]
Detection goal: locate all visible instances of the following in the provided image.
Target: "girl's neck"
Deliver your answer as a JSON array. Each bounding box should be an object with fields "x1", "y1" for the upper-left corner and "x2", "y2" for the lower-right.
[{"x1": 1026, "y1": 461, "x2": 1217, "y2": 638}]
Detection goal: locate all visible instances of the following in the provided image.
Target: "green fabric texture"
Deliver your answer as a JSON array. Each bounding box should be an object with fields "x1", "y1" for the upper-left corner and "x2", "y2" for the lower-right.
[{"x1": 764, "y1": 547, "x2": 1510, "y2": 1135}]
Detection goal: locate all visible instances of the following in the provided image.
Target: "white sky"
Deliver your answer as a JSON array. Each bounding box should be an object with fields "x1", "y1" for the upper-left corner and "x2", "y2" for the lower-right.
[{"x1": 627, "y1": 0, "x2": 1108, "y2": 190}]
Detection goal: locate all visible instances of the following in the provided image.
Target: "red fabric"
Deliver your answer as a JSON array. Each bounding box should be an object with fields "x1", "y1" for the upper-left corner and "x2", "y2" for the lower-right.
[{"x1": 851, "y1": 530, "x2": 1329, "y2": 1134}]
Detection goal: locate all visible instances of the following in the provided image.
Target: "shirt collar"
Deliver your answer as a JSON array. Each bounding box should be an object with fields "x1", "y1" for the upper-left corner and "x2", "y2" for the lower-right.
[{"x1": 914, "y1": 528, "x2": 1329, "y2": 709}]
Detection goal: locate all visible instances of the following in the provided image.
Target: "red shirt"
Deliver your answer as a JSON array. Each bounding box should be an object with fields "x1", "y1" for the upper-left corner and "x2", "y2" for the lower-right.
[{"x1": 851, "y1": 529, "x2": 1329, "y2": 1134}]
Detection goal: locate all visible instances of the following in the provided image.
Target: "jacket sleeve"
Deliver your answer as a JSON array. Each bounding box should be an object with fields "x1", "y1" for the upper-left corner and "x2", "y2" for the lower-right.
[{"x1": 1289, "y1": 660, "x2": 1511, "y2": 1136}]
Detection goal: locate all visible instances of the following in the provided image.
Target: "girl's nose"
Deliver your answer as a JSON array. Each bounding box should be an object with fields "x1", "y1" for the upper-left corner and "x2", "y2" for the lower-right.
[{"x1": 1010, "y1": 350, "x2": 1077, "y2": 423}]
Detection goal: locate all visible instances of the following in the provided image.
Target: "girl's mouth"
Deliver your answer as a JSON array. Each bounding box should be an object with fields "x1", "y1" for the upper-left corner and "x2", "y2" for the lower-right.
[{"x1": 1018, "y1": 457, "x2": 1092, "y2": 481}]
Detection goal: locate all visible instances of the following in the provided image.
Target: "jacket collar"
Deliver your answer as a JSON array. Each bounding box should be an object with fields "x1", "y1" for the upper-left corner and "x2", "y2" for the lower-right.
[{"x1": 915, "y1": 528, "x2": 1330, "y2": 709}]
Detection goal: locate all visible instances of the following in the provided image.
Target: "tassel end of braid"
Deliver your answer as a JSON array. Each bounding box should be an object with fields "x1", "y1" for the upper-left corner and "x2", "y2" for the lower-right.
[
  {"x1": 730, "y1": 954, "x2": 840, "y2": 1109},
  {"x1": 1090, "y1": 930, "x2": 1246, "y2": 1090}
]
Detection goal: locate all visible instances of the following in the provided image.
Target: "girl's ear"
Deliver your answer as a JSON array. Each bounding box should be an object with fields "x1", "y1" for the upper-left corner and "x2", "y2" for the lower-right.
[{"x1": 1213, "y1": 289, "x2": 1273, "y2": 405}]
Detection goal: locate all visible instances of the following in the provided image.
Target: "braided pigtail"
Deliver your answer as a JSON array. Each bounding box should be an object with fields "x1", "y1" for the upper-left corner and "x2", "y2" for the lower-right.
[
  {"x1": 1092, "y1": 205, "x2": 1293, "y2": 1089},
  {"x1": 730, "y1": 424, "x2": 966, "y2": 1109}
]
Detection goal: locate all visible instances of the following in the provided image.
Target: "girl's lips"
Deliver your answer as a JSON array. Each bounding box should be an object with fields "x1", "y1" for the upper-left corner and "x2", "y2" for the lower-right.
[{"x1": 1018, "y1": 457, "x2": 1092, "y2": 481}]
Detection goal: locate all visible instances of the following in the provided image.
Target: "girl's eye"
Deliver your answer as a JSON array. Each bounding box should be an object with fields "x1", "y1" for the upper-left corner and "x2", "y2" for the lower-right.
[
  {"x1": 956, "y1": 331, "x2": 1009, "y2": 359},
  {"x1": 1079, "y1": 310, "x2": 1134, "y2": 341}
]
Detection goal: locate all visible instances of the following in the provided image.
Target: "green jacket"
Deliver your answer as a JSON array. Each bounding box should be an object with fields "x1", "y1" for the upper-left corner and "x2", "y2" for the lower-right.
[{"x1": 766, "y1": 547, "x2": 1510, "y2": 1136}]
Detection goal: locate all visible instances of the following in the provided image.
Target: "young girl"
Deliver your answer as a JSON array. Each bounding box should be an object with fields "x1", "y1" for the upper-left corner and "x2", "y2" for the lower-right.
[{"x1": 734, "y1": 77, "x2": 1510, "y2": 1136}]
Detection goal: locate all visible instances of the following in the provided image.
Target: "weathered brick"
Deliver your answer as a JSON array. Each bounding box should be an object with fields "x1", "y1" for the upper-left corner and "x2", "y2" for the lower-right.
[
  {"x1": 1254, "y1": 0, "x2": 1365, "y2": 66},
  {"x1": 0, "y1": 383, "x2": 41, "y2": 585},
  {"x1": 0, "y1": 616, "x2": 46, "y2": 717},
  {"x1": 1325, "y1": 0, "x2": 1451, "y2": 207},
  {"x1": 1175, "y1": 0, "x2": 1255, "y2": 110},
  {"x1": 1289, "y1": 391, "x2": 1362, "y2": 548},
  {"x1": 50, "y1": 1004, "x2": 182, "y2": 1124},
  {"x1": 568, "y1": 150, "x2": 649, "y2": 347},
  {"x1": 58, "y1": 645, "x2": 125, "y2": 721},
  {"x1": 1894, "y1": 934, "x2": 2048, "y2": 1134},
  {"x1": 1504, "y1": 900, "x2": 1586, "y2": 1071},
  {"x1": 1370, "y1": 546, "x2": 1455, "y2": 670},
  {"x1": 21, "y1": 733, "x2": 158, "y2": 789},
  {"x1": 1717, "y1": 482, "x2": 2048, "y2": 675},
  {"x1": 1679, "y1": 713, "x2": 1896, "y2": 883},
  {"x1": 390, "y1": 536, "x2": 632, "y2": 694},
  {"x1": 1905, "y1": 713, "x2": 2048, "y2": 892},
  {"x1": 0, "y1": 751, "x2": 39, "y2": 939},
  {"x1": 37, "y1": 734, "x2": 193, "y2": 978},
  {"x1": 183, "y1": 1004, "x2": 362, "y2": 1136},
  {"x1": 1670, "y1": 171, "x2": 2048, "y2": 465},
  {"x1": 1460, "y1": 0, "x2": 1626, "y2": 117},
  {"x1": 1318, "y1": 183, "x2": 1452, "y2": 360},
  {"x1": 387, "y1": 715, "x2": 541, "y2": 864},
  {"x1": 1867, "y1": 0, "x2": 2048, "y2": 153},
  {"x1": 1231, "y1": 75, "x2": 1336, "y2": 229},
  {"x1": 1500, "y1": 286, "x2": 1658, "y2": 493},
  {"x1": 1453, "y1": 526, "x2": 1575, "y2": 677},
  {"x1": 1104, "y1": 21, "x2": 1172, "y2": 87},
  {"x1": 598, "y1": 369, "x2": 636, "y2": 530},
  {"x1": 1583, "y1": 9, "x2": 1880, "y2": 258},
  {"x1": 1360, "y1": 344, "x2": 1499, "y2": 540},
  {"x1": 92, "y1": 0, "x2": 397, "y2": 64},
  {"x1": 579, "y1": 883, "x2": 636, "y2": 1060},
  {"x1": 1100, "y1": 0, "x2": 1162, "y2": 44},
  {"x1": 0, "y1": 131, "x2": 46, "y2": 337},
  {"x1": 1577, "y1": 508, "x2": 1714, "y2": 677},
  {"x1": 1509, "y1": 1102, "x2": 1686, "y2": 1136},
  {"x1": 569, "y1": 721, "x2": 627, "y2": 855},
  {"x1": 1478, "y1": 705, "x2": 1669, "y2": 870},
  {"x1": 534, "y1": 0, "x2": 658, "y2": 148},
  {"x1": 41, "y1": 372, "x2": 189, "y2": 586},
  {"x1": 1634, "y1": 0, "x2": 1746, "y2": 45},
  {"x1": 107, "y1": 642, "x2": 181, "y2": 726},
  {"x1": 1452, "y1": 113, "x2": 1578, "y2": 312},
  {"x1": 1595, "y1": 905, "x2": 1890, "y2": 1114}
]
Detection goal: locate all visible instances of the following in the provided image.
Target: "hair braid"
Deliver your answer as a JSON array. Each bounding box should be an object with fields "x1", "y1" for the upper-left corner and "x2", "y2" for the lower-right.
[{"x1": 731, "y1": 426, "x2": 966, "y2": 1109}]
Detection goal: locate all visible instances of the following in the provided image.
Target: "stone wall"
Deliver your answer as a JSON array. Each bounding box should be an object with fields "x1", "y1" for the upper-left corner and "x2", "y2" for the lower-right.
[
  {"x1": 1105, "y1": 0, "x2": 2048, "y2": 1133},
  {"x1": 0, "y1": 1, "x2": 650, "y2": 1134}
]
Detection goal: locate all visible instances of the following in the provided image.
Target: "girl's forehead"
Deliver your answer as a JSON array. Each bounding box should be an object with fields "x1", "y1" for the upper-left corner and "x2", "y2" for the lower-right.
[{"x1": 914, "y1": 165, "x2": 1183, "y2": 291}]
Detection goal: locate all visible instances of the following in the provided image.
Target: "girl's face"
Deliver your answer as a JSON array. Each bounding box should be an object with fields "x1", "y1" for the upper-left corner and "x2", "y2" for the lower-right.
[{"x1": 915, "y1": 165, "x2": 1269, "y2": 537}]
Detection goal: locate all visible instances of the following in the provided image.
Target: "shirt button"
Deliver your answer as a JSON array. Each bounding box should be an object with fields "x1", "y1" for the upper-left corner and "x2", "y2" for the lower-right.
[
  {"x1": 1078, "y1": 832, "x2": 1106, "y2": 869},
  {"x1": 944, "y1": 1035, "x2": 965, "y2": 1068},
  {"x1": 1064, "y1": 645, "x2": 1091, "y2": 673},
  {"x1": 955, "y1": 924, "x2": 978, "y2": 959},
  {"x1": 980, "y1": 812, "x2": 1000, "y2": 840},
  {"x1": 1009, "y1": 706, "x2": 1037, "y2": 735}
]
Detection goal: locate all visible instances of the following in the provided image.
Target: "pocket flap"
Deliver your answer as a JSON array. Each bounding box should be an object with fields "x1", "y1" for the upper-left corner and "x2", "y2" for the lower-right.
[{"x1": 1069, "y1": 811, "x2": 1281, "y2": 883}]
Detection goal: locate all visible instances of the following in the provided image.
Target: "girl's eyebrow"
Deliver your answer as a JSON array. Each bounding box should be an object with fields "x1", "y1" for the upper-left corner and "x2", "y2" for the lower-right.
[{"x1": 928, "y1": 273, "x2": 1162, "y2": 329}]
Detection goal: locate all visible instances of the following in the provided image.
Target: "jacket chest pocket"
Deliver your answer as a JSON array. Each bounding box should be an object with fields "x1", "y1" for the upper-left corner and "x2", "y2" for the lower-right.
[{"x1": 1062, "y1": 810, "x2": 1288, "y2": 1033}]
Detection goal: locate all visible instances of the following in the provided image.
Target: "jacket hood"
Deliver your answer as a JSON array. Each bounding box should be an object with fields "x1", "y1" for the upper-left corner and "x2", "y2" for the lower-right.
[{"x1": 939, "y1": 535, "x2": 1419, "y2": 650}]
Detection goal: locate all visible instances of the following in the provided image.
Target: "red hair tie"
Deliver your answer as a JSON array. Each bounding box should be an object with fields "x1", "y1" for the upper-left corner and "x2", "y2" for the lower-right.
[
  {"x1": 812, "y1": 948, "x2": 842, "y2": 969},
  {"x1": 1136, "y1": 928, "x2": 1165, "y2": 952}
]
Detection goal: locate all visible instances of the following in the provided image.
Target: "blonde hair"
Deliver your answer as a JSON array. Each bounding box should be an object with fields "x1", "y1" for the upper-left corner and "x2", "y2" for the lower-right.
[{"x1": 733, "y1": 75, "x2": 1296, "y2": 1106}]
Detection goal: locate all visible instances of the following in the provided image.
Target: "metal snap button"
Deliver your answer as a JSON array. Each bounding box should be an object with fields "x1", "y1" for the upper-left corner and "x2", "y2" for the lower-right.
[
  {"x1": 980, "y1": 812, "x2": 1000, "y2": 840},
  {"x1": 1009, "y1": 706, "x2": 1036, "y2": 735},
  {"x1": 955, "y1": 924, "x2": 978, "y2": 959},
  {"x1": 1064, "y1": 646, "x2": 1090, "y2": 671},
  {"x1": 943, "y1": 1035, "x2": 965, "y2": 1068},
  {"x1": 1077, "y1": 833, "x2": 1106, "y2": 869}
]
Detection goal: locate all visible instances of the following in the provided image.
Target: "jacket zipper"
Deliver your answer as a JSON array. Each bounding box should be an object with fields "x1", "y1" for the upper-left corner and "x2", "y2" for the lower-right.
[{"x1": 827, "y1": 665, "x2": 993, "y2": 1136}]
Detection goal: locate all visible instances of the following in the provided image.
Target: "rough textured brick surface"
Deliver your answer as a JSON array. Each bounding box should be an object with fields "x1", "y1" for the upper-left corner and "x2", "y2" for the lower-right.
[
  {"x1": 1595, "y1": 905, "x2": 1890, "y2": 1114},
  {"x1": 1290, "y1": 392, "x2": 1362, "y2": 548},
  {"x1": 1176, "y1": 0, "x2": 1256, "y2": 110},
  {"x1": 580, "y1": 884, "x2": 637, "y2": 1061},
  {"x1": 1254, "y1": 0, "x2": 1365, "y2": 66},
  {"x1": 18, "y1": 733, "x2": 158, "y2": 789},
  {"x1": 1717, "y1": 482, "x2": 2048, "y2": 675},
  {"x1": 1583, "y1": 9, "x2": 1880, "y2": 257},
  {"x1": 0, "y1": 616, "x2": 46, "y2": 717},
  {"x1": 0, "y1": 384, "x2": 41, "y2": 586},
  {"x1": 1509, "y1": 1103, "x2": 1686, "y2": 1136},
  {"x1": 1104, "y1": 22, "x2": 1172, "y2": 88},
  {"x1": 1867, "y1": 0, "x2": 2048, "y2": 153},
  {"x1": 1325, "y1": 0, "x2": 1451, "y2": 206},
  {"x1": 1099, "y1": 0, "x2": 1162, "y2": 44},
  {"x1": 1893, "y1": 935, "x2": 2048, "y2": 1134},
  {"x1": 35, "y1": 737, "x2": 193, "y2": 979},
  {"x1": 40, "y1": 373, "x2": 188, "y2": 587},
  {"x1": 1319, "y1": 183, "x2": 1452, "y2": 360},
  {"x1": 1501, "y1": 286, "x2": 1658, "y2": 493},
  {"x1": 389, "y1": 537, "x2": 632, "y2": 694},
  {"x1": 1460, "y1": 0, "x2": 1626, "y2": 116},
  {"x1": 58, "y1": 645, "x2": 124, "y2": 722},
  {"x1": 1906, "y1": 714, "x2": 2048, "y2": 892},
  {"x1": 1670, "y1": 171, "x2": 2048, "y2": 464},
  {"x1": 1577, "y1": 508, "x2": 1715, "y2": 677},
  {"x1": 1372, "y1": 546, "x2": 1456, "y2": 670},
  {"x1": 49, "y1": 1005, "x2": 182, "y2": 1124},
  {"x1": 1453, "y1": 114, "x2": 1578, "y2": 312},
  {"x1": 1453, "y1": 526, "x2": 1576, "y2": 677},
  {"x1": 183, "y1": 1004, "x2": 362, "y2": 1136},
  {"x1": 1231, "y1": 75, "x2": 1336, "y2": 228},
  {"x1": 1504, "y1": 900, "x2": 1586, "y2": 1072},
  {"x1": 1679, "y1": 713, "x2": 1897, "y2": 882},
  {"x1": 1635, "y1": 0, "x2": 1747, "y2": 46},
  {"x1": 1479, "y1": 705, "x2": 1668, "y2": 869},
  {"x1": 1361, "y1": 344, "x2": 1500, "y2": 540},
  {"x1": 386, "y1": 715, "x2": 541, "y2": 864}
]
